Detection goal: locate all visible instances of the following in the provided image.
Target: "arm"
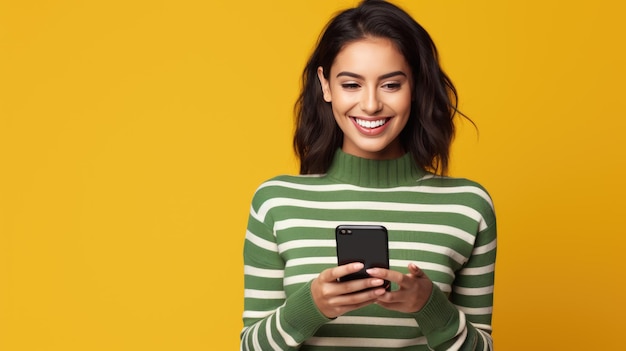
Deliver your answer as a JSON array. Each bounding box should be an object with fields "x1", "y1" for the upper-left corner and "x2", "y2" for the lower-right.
[
  {"x1": 240, "y1": 206, "x2": 330, "y2": 350},
  {"x1": 413, "y1": 217, "x2": 496, "y2": 350},
  {"x1": 370, "y1": 201, "x2": 497, "y2": 350}
]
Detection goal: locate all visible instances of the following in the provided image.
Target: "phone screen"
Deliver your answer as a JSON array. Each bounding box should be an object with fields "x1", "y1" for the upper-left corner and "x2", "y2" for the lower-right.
[{"x1": 335, "y1": 225, "x2": 390, "y2": 289}]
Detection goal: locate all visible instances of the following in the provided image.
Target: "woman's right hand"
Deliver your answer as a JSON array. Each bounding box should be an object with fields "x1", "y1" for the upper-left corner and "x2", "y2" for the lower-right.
[{"x1": 311, "y1": 263, "x2": 387, "y2": 319}]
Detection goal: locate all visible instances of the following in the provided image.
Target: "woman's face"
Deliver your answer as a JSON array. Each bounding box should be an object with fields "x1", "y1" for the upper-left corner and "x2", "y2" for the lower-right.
[{"x1": 318, "y1": 37, "x2": 412, "y2": 160}]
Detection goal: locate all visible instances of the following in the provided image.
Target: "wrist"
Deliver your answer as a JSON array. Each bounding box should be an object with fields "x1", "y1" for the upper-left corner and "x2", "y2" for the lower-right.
[{"x1": 414, "y1": 277, "x2": 434, "y2": 313}]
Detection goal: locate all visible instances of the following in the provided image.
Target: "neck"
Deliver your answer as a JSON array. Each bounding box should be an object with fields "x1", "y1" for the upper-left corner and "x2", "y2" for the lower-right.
[{"x1": 325, "y1": 149, "x2": 427, "y2": 188}]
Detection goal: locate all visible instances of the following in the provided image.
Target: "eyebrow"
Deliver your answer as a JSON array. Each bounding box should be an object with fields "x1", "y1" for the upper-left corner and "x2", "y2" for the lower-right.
[{"x1": 336, "y1": 71, "x2": 407, "y2": 80}]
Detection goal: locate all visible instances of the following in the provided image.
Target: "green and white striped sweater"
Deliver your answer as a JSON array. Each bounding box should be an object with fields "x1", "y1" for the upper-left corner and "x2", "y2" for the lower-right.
[{"x1": 241, "y1": 149, "x2": 497, "y2": 350}]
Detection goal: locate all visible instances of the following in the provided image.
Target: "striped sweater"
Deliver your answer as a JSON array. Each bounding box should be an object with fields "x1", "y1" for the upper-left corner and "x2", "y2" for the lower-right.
[{"x1": 241, "y1": 149, "x2": 497, "y2": 350}]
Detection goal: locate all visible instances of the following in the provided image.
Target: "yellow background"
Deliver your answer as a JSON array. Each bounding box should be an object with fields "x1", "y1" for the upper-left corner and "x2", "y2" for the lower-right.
[{"x1": 1, "y1": 0, "x2": 624, "y2": 350}]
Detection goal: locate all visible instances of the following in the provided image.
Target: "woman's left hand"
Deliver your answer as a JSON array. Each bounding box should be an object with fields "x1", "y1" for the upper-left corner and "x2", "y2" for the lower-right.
[{"x1": 366, "y1": 263, "x2": 433, "y2": 313}]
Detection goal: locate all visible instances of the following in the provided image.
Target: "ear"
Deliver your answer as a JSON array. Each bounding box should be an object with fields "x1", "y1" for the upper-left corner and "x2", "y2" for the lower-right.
[{"x1": 317, "y1": 66, "x2": 332, "y2": 102}]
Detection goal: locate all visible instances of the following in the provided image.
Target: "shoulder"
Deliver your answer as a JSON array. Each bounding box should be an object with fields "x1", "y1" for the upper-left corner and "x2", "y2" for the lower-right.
[
  {"x1": 254, "y1": 174, "x2": 326, "y2": 192},
  {"x1": 416, "y1": 174, "x2": 495, "y2": 213},
  {"x1": 249, "y1": 173, "x2": 326, "y2": 208}
]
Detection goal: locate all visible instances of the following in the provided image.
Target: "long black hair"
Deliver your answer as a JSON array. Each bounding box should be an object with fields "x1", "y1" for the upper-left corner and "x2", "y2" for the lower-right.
[{"x1": 293, "y1": 0, "x2": 467, "y2": 175}]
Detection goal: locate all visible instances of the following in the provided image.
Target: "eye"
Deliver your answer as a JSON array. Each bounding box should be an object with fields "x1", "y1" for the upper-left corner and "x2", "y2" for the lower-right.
[
  {"x1": 382, "y1": 83, "x2": 401, "y2": 90},
  {"x1": 341, "y1": 82, "x2": 360, "y2": 90}
]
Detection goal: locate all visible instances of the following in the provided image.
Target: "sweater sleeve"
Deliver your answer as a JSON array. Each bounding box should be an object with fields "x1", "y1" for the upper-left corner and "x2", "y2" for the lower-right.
[
  {"x1": 413, "y1": 197, "x2": 497, "y2": 351},
  {"x1": 240, "y1": 200, "x2": 331, "y2": 350}
]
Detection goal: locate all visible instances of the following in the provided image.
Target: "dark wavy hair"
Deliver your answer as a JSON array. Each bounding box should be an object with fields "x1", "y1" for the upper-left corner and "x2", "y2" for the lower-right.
[{"x1": 293, "y1": 0, "x2": 468, "y2": 175}]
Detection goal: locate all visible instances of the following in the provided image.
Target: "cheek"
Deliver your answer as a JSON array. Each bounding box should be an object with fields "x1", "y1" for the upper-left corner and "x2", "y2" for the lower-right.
[
  {"x1": 329, "y1": 94, "x2": 355, "y2": 117},
  {"x1": 331, "y1": 107, "x2": 350, "y2": 131},
  {"x1": 397, "y1": 90, "x2": 413, "y2": 107},
  {"x1": 388, "y1": 94, "x2": 412, "y2": 117},
  {"x1": 394, "y1": 96, "x2": 413, "y2": 132}
]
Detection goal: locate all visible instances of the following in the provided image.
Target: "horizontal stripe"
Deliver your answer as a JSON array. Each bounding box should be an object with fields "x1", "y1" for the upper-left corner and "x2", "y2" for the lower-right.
[
  {"x1": 257, "y1": 180, "x2": 493, "y2": 208},
  {"x1": 284, "y1": 273, "x2": 318, "y2": 286},
  {"x1": 286, "y1": 256, "x2": 337, "y2": 267},
  {"x1": 274, "y1": 219, "x2": 476, "y2": 245},
  {"x1": 245, "y1": 230, "x2": 279, "y2": 252},
  {"x1": 459, "y1": 263, "x2": 495, "y2": 275},
  {"x1": 388, "y1": 221, "x2": 476, "y2": 244},
  {"x1": 389, "y1": 242, "x2": 466, "y2": 264},
  {"x1": 243, "y1": 310, "x2": 274, "y2": 319},
  {"x1": 390, "y1": 260, "x2": 455, "y2": 278},
  {"x1": 473, "y1": 239, "x2": 497, "y2": 255},
  {"x1": 244, "y1": 265, "x2": 284, "y2": 278},
  {"x1": 453, "y1": 285, "x2": 494, "y2": 296},
  {"x1": 278, "y1": 239, "x2": 335, "y2": 253},
  {"x1": 305, "y1": 336, "x2": 427, "y2": 348},
  {"x1": 456, "y1": 305, "x2": 493, "y2": 315},
  {"x1": 244, "y1": 289, "x2": 286, "y2": 299},
  {"x1": 413, "y1": 186, "x2": 494, "y2": 209},
  {"x1": 256, "y1": 198, "x2": 485, "y2": 225},
  {"x1": 330, "y1": 316, "x2": 417, "y2": 327},
  {"x1": 278, "y1": 245, "x2": 465, "y2": 270},
  {"x1": 279, "y1": 241, "x2": 467, "y2": 268}
]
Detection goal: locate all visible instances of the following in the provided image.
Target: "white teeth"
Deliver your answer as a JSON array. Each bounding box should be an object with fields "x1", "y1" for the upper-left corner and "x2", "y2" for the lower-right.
[{"x1": 355, "y1": 118, "x2": 387, "y2": 129}]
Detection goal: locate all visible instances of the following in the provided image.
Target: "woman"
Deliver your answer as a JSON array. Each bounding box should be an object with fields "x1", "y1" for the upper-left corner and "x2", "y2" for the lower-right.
[{"x1": 241, "y1": 1, "x2": 496, "y2": 350}]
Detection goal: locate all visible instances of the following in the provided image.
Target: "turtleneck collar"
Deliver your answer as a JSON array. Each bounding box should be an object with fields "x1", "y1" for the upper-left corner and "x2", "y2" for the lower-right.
[{"x1": 324, "y1": 149, "x2": 428, "y2": 188}]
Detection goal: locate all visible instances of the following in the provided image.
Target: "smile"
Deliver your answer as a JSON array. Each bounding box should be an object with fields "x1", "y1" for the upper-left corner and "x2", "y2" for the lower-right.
[{"x1": 353, "y1": 118, "x2": 389, "y2": 129}]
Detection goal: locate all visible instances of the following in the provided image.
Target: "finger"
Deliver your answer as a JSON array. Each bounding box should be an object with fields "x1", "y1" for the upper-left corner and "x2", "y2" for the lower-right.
[
  {"x1": 319, "y1": 262, "x2": 364, "y2": 282},
  {"x1": 408, "y1": 263, "x2": 425, "y2": 277},
  {"x1": 366, "y1": 267, "x2": 405, "y2": 284},
  {"x1": 333, "y1": 286, "x2": 387, "y2": 306},
  {"x1": 323, "y1": 276, "x2": 387, "y2": 298},
  {"x1": 343, "y1": 277, "x2": 387, "y2": 293}
]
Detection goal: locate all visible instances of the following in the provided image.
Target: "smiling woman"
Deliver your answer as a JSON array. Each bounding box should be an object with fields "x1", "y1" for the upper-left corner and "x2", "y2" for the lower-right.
[
  {"x1": 317, "y1": 37, "x2": 412, "y2": 160},
  {"x1": 241, "y1": 1, "x2": 496, "y2": 350},
  {"x1": 293, "y1": 2, "x2": 459, "y2": 176}
]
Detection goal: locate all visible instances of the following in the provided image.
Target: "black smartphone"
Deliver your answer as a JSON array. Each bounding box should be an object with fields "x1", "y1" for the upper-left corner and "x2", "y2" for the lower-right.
[{"x1": 335, "y1": 224, "x2": 390, "y2": 291}]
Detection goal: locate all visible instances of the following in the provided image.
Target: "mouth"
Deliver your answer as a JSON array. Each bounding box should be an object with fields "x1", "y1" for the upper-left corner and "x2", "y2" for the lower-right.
[{"x1": 353, "y1": 117, "x2": 390, "y2": 129}]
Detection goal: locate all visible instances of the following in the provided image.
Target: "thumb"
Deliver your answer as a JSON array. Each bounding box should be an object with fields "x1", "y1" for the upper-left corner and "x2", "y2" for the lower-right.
[{"x1": 408, "y1": 263, "x2": 425, "y2": 277}]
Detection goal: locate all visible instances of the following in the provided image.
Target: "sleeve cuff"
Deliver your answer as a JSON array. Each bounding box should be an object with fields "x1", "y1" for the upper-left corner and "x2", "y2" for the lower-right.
[
  {"x1": 412, "y1": 283, "x2": 459, "y2": 335},
  {"x1": 281, "y1": 281, "x2": 333, "y2": 339}
]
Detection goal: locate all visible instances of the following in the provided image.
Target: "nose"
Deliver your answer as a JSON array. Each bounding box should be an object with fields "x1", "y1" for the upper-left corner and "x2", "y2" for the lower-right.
[{"x1": 360, "y1": 87, "x2": 383, "y2": 115}]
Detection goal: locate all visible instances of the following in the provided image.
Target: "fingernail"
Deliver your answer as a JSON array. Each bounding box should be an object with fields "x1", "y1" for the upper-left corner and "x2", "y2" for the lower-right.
[
  {"x1": 372, "y1": 279, "x2": 383, "y2": 286},
  {"x1": 366, "y1": 268, "x2": 377, "y2": 274},
  {"x1": 353, "y1": 262, "x2": 364, "y2": 269}
]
